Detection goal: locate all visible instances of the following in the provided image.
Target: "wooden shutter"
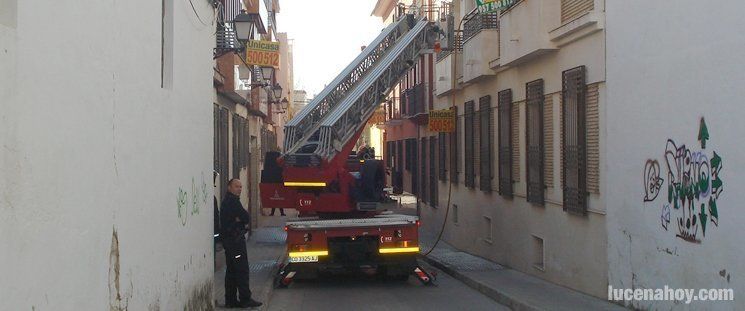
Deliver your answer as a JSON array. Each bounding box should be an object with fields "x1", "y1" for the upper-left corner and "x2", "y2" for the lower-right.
[
  {"x1": 479, "y1": 95, "x2": 493, "y2": 192},
  {"x1": 498, "y1": 90, "x2": 513, "y2": 197},
  {"x1": 450, "y1": 106, "x2": 459, "y2": 184},
  {"x1": 561, "y1": 0, "x2": 594, "y2": 23},
  {"x1": 544, "y1": 94, "x2": 554, "y2": 188},
  {"x1": 213, "y1": 105, "x2": 220, "y2": 172},
  {"x1": 562, "y1": 66, "x2": 588, "y2": 215},
  {"x1": 430, "y1": 136, "x2": 438, "y2": 206},
  {"x1": 464, "y1": 101, "x2": 475, "y2": 188},
  {"x1": 439, "y1": 132, "x2": 447, "y2": 181},
  {"x1": 409, "y1": 138, "x2": 418, "y2": 195},
  {"x1": 526, "y1": 79, "x2": 545, "y2": 205},
  {"x1": 420, "y1": 137, "x2": 428, "y2": 202}
]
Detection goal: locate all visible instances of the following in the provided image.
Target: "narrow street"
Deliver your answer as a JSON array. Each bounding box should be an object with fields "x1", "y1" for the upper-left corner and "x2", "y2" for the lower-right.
[{"x1": 266, "y1": 265, "x2": 508, "y2": 311}]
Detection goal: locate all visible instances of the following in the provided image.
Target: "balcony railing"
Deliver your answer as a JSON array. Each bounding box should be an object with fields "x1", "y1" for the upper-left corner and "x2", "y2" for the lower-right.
[
  {"x1": 437, "y1": 30, "x2": 462, "y2": 62},
  {"x1": 403, "y1": 83, "x2": 427, "y2": 117},
  {"x1": 463, "y1": 11, "x2": 499, "y2": 42}
]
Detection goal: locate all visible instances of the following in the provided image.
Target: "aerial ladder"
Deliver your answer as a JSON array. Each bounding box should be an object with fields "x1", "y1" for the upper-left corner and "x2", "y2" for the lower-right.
[{"x1": 260, "y1": 14, "x2": 439, "y2": 286}]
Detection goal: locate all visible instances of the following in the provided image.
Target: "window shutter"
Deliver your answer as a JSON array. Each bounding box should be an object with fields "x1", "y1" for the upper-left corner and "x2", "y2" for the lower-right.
[
  {"x1": 420, "y1": 137, "x2": 428, "y2": 202},
  {"x1": 498, "y1": 90, "x2": 513, "y2": 197},
  {"x1": 526, "y1": 79, "x2": 545, "y2": 205},
  {"x1": 479, "y1": 95, "x2": 493, "y2": 192},
  {"x1": 562, "y1": 66, "x2": 588, "y2": 215},
  {"x1": 464, "y1": 101, "x2": 475, "y2": 188},
  {"x1": 450, "y1": 106, "x2": 459, "y2": 184},
  {"x1": 439, "y1": 132, "x2": 447, "y2": 181},
  {"x1": 544, "y1": 94, "x2": 554, "y2": 188},
  {"x1": 430, "y1": 136, "x2": 438, "y2": 206}
]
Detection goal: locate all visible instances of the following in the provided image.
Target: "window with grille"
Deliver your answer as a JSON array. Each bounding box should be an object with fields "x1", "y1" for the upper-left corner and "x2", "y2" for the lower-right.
[
  {"x1": 562, "y1": 66, "x2": 588, "y2": 215},
  {"x1": 526, "y1": 79, "x2": 545, "y2": 205},
  {"x1": 405, "y1": 138, "x2": 413, "y2": 171},
  {"x1": 479, "y1": 96, "x2": 493, "y2": 192},
  {"x1": 408, "y1": 138, "x2": 418, "y2": 195},
  {"x1": 450, "y1": 106, "x2": 459, "y2": 184},
  {"x1": 464, "y1": 101, "x2": 475, "y2": 188},
  {"x1": 217, "y1": 107, "x2": 229, "y2": 187},
  {"x1": 420, "y1": 137, "x2": 428, "y2": 202},
  {"x1": 498, "y1": 90, "x2": 513, "y2": 197},
  {"x1": 386, "y1": 141, "x2": 394, "y2": 168},
  {"x1": 438, "y1": 132, "x2": 447, "y2": 181},
  {"x1": 430, "y1": 136, "x2": 438, "y2": 206},
  {"x1": 395, "y1": 140, "x2": 404, "y2": 190}
]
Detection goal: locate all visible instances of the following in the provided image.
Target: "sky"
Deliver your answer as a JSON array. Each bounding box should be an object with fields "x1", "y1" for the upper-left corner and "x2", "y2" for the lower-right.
[{"x1": 278, "y1": 0, "x2": 386, "y2": 98}]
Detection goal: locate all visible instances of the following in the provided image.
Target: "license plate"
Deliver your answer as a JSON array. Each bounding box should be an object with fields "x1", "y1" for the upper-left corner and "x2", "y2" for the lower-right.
[{"x1": 289, "y1": 255, "x2": 318, "y2": 263}]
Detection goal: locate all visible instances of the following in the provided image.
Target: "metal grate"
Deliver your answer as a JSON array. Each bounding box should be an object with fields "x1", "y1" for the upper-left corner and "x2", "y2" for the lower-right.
[
  {"x1": 497, "y1": 90, "x2": 513, "y2": 197},
  {"x1": 429, "y1": 136, "x2": 438, "y2": 206},
  {"x1": 420, "y1": 137, "x2": 428, "y2": 203},
  {"x1": 479, "y1": 96, "x2": 493, "y2": 192},
  {"x1": 526, "y1": 79, "x2": 545, "y2": 205},
  {"x1": 464, "y1": 101, "x2": 476, "y2": 188},
  {"x1": 439, "y1": 132, "x2": 447, "y2": 181},
  {"x1": 450, "y1": 106, "x2": 459, "y2": 184},
  {"x1": 562, "y1": 66, "x2": 588, "y2": 215},
  {"x1": 464, "y1": 11, "x2": 499, "y2": 42}
]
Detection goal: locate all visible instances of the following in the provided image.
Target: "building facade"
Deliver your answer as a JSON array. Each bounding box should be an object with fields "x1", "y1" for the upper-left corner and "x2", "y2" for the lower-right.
[
  {"x1": 213, "y1": 0, "x2": 292, "y2": 229},
  {"x1": 377, "y1": 1, "x2": 745, "y2": 308},
  {"x1": 1, "y1": 0, "x2": 215, "y2": 309},
  {"x1": 377, "y1": 0, "x2": 608, "y2": 298},
  {"x1": 605, "y1": 1, "x2": 744, "y2": 309}
]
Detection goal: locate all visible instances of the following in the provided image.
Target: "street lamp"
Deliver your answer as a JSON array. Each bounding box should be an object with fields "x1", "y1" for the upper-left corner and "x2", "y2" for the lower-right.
[
  {"x1": 260, "y1": 67, "x2": 274, "y2": 82},
  {"x1": 280, "y1": 98, "x2": 289, "y2": 111},
  {"x1": 233, "y1": 10, "x2": 254, "y2": 46},
  {"x1": 272, "y1": 83, "x2": 283, "y2": 99}
]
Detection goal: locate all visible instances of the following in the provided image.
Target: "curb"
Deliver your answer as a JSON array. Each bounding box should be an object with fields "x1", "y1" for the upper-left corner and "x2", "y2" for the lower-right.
[
  {"x1": 257, "y1": 252, "x2": 286, "y2": 311},
  {"x1": 418, "y1": 254, "x2": 542, "y2": 311}
]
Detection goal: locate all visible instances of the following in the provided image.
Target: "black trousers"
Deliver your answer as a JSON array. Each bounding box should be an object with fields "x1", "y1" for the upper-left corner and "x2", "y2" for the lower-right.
[{"x1": 224, "y1": 238, "x2": 252, "y2": 304}]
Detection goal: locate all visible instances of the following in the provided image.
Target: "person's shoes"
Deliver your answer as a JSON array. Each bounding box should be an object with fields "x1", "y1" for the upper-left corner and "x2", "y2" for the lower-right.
[
  {"x1": 280, "y1": 213, "x2": 286, "y2": 216},
  {"x1": 225, "y1": 301, "x2": 241, "y2": 308},
  {"x1": 239, "y1": 299, "x2": 263, "y2": 308}
]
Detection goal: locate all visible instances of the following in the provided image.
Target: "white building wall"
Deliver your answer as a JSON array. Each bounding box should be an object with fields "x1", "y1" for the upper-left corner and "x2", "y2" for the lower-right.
[
  {"x1": 1, "y1": 1, "x2": 215, "y2": 310},
  {"x1": 606, "y1": 1, "x2": 745, "y2": 310}
]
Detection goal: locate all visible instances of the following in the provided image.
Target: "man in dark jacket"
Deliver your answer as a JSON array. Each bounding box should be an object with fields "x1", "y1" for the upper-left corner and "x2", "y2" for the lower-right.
[{"x1": 220, "y1": 178, "x2": 262, "y2": 308}]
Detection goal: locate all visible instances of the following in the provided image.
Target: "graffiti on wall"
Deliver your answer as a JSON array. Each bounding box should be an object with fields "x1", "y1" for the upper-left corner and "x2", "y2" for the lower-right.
[
  {"x1": 642, "y1": 118, "x2": 724, "y2": 243},
  {"x1": 177, "y1": 172, "x2": 210, "y2": 226}
]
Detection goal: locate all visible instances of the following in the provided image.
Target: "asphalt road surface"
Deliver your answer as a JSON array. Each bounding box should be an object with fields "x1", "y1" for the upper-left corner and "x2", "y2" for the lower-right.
[{"x1": 265, "y1": 263, "x2": 509, "y2": 311}]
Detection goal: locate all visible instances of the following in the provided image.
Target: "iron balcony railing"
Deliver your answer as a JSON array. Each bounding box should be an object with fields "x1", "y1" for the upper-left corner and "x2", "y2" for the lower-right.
[
  {"x1": 436, "y1": 30, "x2": 462, "y2": 62},
  {"x1": 463, "y1": 11, "x2": 499, "y2": 42},
  {"x1": 403, "y1": 83, "x2": 427, "y2": 117}
]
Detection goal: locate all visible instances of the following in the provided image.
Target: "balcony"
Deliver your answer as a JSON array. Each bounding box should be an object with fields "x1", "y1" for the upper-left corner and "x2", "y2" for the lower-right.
[
  {"x1": 435, "y1": 30, "x2": 462, "y2": 97},
  {"x1": 216, "y1": 53, "x2": 250, "y2": 105},
  {"x1": 498, "y1": 0, "x2": 559, "y2": 67},
  {"x1": 462, "y1": 11, "x2": 499, "y2": 83},
  {"x1": 402, "y1": 83, "x2": 429, "y2": 125}
]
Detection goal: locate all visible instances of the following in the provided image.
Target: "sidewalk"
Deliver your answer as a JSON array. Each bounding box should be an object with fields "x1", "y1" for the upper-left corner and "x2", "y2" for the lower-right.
[
  {"x1": 418, "y1": 233, "x2": 627, "y2": 311},
  {"x1": 214, "y1": 226, "x2": 287, "y2": 310}
]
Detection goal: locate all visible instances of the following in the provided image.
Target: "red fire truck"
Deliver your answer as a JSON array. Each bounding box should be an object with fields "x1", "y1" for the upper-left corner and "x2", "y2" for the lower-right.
[{"x1": 260, "y1": 14, "x2": 438, "y2": 286}]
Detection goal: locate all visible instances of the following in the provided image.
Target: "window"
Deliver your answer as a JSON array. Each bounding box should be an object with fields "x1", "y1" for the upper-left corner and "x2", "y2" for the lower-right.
[
  {"x1": 450, "y1": 106, "x2": 459, "y2": 184},
  {"x1": 464, "y1": 101, "x2": 476, "y2": 188},
  {"x1": 405, "y1": 139, "x2": 414, "y2": 171},
  {"x1": 526, "y1": 79, "x2": 545, "y2": 205},
  {"x1": 232, "y1": 114, "x2": 248, "y2": 178},
  {"x1": 562, "y1": 66, "x2": 588, "y2": 214},
  {"x1": 429, "y1": 136, "x2": 438, "y2": 206},
  {"x1": 498, "y1": 90, "x2": 513, "y2": 197},
  {"x1": 408, "y1": 138, "x2": 418, "y2": 195},
  {"x1": 439, "y1": 132, "x2": 447, "y2": 181},
  {"x1": 420, "y1": 137, "x2": 428, "y2": 203},
  {"x1": 385, "y1": 141, "x2": 396, "y2": 168},
  {"x1": 479, "y1": 96, "x2": 493, "y2": 192},
  {"x1": 216, "y1": 106, "x2": 229, "y2": 189},
  {"x1": 395, "y1": 140, "x2": 404, "y2": 191}
]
